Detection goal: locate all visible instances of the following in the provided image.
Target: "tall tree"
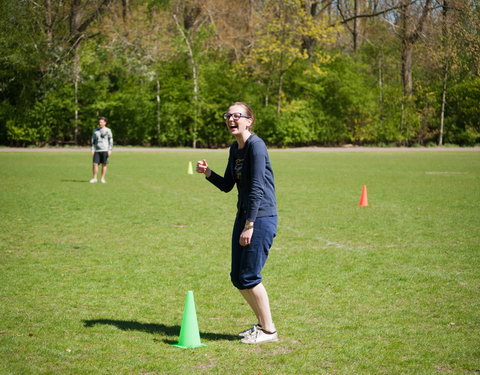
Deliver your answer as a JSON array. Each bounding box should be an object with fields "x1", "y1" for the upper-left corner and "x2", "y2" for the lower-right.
[
  {"x1": 436, "y1": 0, "x2": 480, "y2": 144},
  {"x1": 398, "y1": 0, "x2": 432, "y2": 96},
  {"x1": 392, "y1": 0, "x2": 432, "y2": 138},
  {"x1": 172, "y1": 0, "x2": 209, "y2": 148},
  {"x1": 99, "y1": 1, "x2": 173, "y2": 144},
  {"x1": 69, "y1": 0, "x2": 116, "y2": 142},
  {"x1": 245, "y1": 0, "x2": 333, "y2": 115},
  {"x1": 27, "y1": 0, "x2": 116, "y2": 142}
]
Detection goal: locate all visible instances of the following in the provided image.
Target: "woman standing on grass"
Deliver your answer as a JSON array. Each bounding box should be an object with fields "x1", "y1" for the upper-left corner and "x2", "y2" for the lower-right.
[{"x1": 196, "y1": 102, "x2": 278, "y2": 344}]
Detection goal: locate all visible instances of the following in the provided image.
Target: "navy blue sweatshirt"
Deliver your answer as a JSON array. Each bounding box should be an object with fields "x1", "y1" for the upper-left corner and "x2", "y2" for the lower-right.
[{"x1": 207, "y1": 134, "x2": 277, "y2": 222}]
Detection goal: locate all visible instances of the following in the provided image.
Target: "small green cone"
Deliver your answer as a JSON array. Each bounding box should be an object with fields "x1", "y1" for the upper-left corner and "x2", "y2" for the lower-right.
[
  {"x1": 172, "y1": 291, "x2": 206, "y2": 349},
  {"x1": 187, "y1": 161, "x2": 194, "y2": 175}
]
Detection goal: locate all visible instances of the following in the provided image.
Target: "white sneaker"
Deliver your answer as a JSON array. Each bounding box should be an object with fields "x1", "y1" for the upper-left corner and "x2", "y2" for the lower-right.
[
  {"x1": 89, "y1": 178, "x2": 97, "y2": 183},
  {"x1": 238, "y1": 324, "x2": 261, "y2": 337},
  {"x1": 101, "y1": 178, "x2": 106, "y2": 184},
  {"x1": 240, "y1": 327, "x2": 279, "y2": 344}
]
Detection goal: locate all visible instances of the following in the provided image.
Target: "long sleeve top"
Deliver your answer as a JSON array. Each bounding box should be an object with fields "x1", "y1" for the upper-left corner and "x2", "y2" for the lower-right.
[
  {"x1": 207, "y1": 134, "x2": 277, "y2": 222},
  {"x1": 91, "y1": 127, "x2": 113, "y2": 152}
]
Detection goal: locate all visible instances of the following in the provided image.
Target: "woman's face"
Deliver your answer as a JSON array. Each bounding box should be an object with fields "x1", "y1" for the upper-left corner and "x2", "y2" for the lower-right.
[{"x1": 225, "y1": 104, "x2": 252, "y2": 136}]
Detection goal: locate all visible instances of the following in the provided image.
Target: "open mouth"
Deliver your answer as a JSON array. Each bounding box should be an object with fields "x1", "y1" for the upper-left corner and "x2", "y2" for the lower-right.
[{"x1": 229, "y1": 125, "x2": 238, "y2": 129}]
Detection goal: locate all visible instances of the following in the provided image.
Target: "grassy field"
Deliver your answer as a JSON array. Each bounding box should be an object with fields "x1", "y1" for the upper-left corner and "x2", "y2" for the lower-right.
[{"x1": 0, "y1": 149, "x2": 479, "y2": 374}]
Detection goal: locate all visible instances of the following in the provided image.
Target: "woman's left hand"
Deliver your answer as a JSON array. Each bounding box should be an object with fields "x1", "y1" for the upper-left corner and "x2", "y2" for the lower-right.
[{"x1": 239, "y1": 228, "x2": 253, "y2": 246}]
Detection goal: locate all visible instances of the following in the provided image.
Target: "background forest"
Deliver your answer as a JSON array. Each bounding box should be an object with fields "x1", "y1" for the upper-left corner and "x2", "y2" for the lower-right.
[{"x1": 0, "y1": 0, "x2": 479, "y2": 148}]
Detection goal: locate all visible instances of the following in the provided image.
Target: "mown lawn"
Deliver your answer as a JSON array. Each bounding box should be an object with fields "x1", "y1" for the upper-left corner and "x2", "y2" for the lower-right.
[{"x1": 0, "y1": 149, "x2": 479, "y2": 374}]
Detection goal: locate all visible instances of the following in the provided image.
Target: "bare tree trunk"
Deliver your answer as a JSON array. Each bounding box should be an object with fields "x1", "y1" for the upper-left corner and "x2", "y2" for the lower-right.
[
  {"x1": 301, "y1": 0, "x2": 321, "y2": 57},
  {"x1": 353, "y1": 0, "x2": 359, "y2": 51},
  {"x1": 401, "y1": 40, "x2": 414, "y2": 96},
  {"x1": 45, "y1": 0, "x2": 53, "y2": 46},
  {"x1": 439, "y1": 0, "x2": 449, "y2": 146},
  {"x1": 439, "y1": 61, "x2": 448, "y2": 146},
  {"x1": 400, "y1": 99, "x2": 405, "y2": 139},
  {"x1": 378, "y1": 51, "x2": 385, "y2": 123},
  {"x1": 173, "y1": 14, "x2": 199, "y2": 148},
  {"x1": 399, "y1": 0, "x2": 432, "y2": 97},
  {"x1": 327, "y1": 0, "x2": 332, "y2": 24},
  {"x1": 156, "y1": 79, "x2": 161, "y2": 145},
  {"x1": 192, "y1": 63, "x2": 199, "y2": 149},
  {"x1": 275, "y1": 2, "x2": 289, "y2": 116},
  {"x1": 400, "y1": 0, "x2": 412, "y2": 97},
  {"x1": 398, "y1": 0, "x2": 431, "y2": 142},
  {"x1": 276, "y1": 73, "x2": 284, "y2": 116},
  {"x1": 70, "y1": 0, "x2": 82, "y2": 145},
  {"x1": 122, "y1": 0, "x2": 130, "y2": 22},
  {"x1": 67, "y1": 0, "x2": 114, "y2": 144},
  {"x1": 265, "y1": 79, "x2": 271, "y2": 107},
  {"x1": 73, "y1": 47, "x2": 80, "y2": 144}
]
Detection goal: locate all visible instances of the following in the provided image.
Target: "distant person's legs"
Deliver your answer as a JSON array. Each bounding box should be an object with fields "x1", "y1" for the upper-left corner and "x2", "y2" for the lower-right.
[
  {"x1": 100, "y1": 163, "x2": 107, "y2": 183},
  {"x1": 90, "y1": 160, "x2": 99, "y2": 183}
]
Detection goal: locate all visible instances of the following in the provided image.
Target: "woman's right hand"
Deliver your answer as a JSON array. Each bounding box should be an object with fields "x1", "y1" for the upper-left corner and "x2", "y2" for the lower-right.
[{"x1": 196, "y1": 159, "x2": 211, "y2": 177}]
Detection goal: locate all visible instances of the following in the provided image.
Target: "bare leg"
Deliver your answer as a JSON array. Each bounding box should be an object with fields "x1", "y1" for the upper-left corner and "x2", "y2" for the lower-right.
[
  {"x1": 239, "y1": 288, "x2": 260, "y2": 324},
  {"x1": 239, "y1": 283, "x2": 275, "y2": 332},
  {"x1": 101, "y1": 164, "x2": 107, "y2": 180},
  {"x1": 92, "y1": 163, "x2": 99, "y2": 179}
]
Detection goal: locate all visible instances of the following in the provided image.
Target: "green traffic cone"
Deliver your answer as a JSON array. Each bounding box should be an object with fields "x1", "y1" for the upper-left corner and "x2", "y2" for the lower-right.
[
  {"x1": 172, "y1": 291, "x2": 206, "y2": 349},
  {"x1": 187, "y1": 161, "x2": 193, "y2": 175}
]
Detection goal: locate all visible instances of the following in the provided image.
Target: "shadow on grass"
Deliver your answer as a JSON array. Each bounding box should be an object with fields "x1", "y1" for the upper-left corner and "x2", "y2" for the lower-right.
[
  {"x1": 61, "y1": 179, "x2": 89, "y2": 183},
  {"x1": 82, "y1": 319, "x2": 238, "y2": 343}
]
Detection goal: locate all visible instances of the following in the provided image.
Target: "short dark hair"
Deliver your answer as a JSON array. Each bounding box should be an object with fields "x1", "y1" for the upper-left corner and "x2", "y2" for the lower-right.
[{"x1": 98, "y1": 116, "x2": 107, "y2": 122}]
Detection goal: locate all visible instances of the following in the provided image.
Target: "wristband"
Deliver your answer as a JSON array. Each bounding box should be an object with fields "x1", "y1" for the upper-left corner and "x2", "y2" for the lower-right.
[{"x1": 244, "y1": 224, "x2": 254, "y2": 230}]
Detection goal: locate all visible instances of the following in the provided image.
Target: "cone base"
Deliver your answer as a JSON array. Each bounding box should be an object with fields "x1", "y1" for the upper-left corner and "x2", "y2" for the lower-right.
[{"x1": 172, "y1": 343, "x2": 207, "y2": 349}]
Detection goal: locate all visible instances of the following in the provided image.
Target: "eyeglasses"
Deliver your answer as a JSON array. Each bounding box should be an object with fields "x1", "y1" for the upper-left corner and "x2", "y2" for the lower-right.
[{"x1": 223, "y1": 112, "x2": 252, "y2": 121}]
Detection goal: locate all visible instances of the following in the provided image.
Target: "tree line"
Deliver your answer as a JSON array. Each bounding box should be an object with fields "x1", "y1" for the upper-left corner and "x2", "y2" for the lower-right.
[{"x1": 0, "y1": 0, "x2": 479, "y2": 148}]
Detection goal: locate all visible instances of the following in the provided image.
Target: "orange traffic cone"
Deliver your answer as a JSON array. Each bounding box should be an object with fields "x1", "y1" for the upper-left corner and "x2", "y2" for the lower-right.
[{"x1": 359, "y1": 185, "x2": 368, "y2": 206}]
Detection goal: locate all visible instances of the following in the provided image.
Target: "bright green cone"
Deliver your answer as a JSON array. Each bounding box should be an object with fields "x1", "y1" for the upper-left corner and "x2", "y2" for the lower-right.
[
  {"x1": 187, "y1": 161, "x2": 193, "y2": 175},
  {"x1": 172, "y1": 291, "x2": 206, "y2": 349}
]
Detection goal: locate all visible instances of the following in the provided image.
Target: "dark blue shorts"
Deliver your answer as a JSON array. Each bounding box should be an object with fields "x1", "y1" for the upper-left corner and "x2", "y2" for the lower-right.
[{"x1": 230, "y1": 214, "x2": 277, "y2": 290}]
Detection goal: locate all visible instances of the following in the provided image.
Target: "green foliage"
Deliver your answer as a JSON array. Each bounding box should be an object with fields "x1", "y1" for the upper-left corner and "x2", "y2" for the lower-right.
[
  {"x1": 5, "y1": 121, "x2": 38, "y2": 146},
  {"x1": 5, "y1": 85, "x2": 75, "y2": 146},
  {"x1": 318, "y1": 57, "x2": 380, "y2": 144},
  {"x1": 197, "y1": 57, "x2": 241, "y2": 147},
  {"x1": 371, "y1": 85, "x2": 405, "y2": 144},
  {"x1": 0, "y1": 0, "x2": 478, "y2": 147},
  {"x1": 444, "y1": 77, "x2": 480, "y2": 145},
  {"x1": 156, "y1": 57, "x2": 199, "y2": 146},
  {"x1": 0, "y1": 0, "x2": 44, "y2": 144},
  {"x1": 275, "y1": 56, "x2": 381, "y2": 146},
  {"x1": 273, "y1": 100, "x2": 317, "y2": 146}
]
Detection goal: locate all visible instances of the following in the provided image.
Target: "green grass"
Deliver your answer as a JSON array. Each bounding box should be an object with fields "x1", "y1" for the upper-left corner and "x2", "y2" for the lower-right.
[{"x1": 1, "y1": 150, "x2": 479, "y2": 374}]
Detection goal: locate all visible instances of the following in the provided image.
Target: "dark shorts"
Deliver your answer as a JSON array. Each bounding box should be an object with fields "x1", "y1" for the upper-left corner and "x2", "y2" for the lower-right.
[
  {"x1": 93, "y1": 152, "x2": 109, "y2": 165},
  {"x1": 230, "y1": 214, "x2": 277, "y2": 290}
]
